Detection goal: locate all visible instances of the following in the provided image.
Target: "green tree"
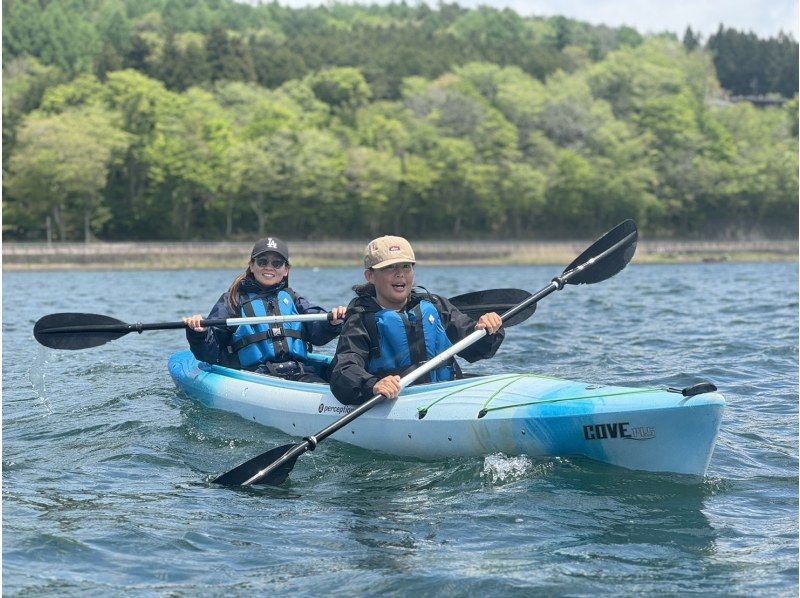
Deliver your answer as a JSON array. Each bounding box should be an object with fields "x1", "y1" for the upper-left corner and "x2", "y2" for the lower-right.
[
  {"x1": 205, "y1": 26, "x2": 255, "y2": 83},
  {"x1": 96, "y1": 2, "x2": 133, "y2": 56},
  {"x1": 587, "y1": 38, "x2": 701, "y2": 119},
  {"x1": 5, "y1": 107, "x2": 130, "y2": 241},
  {"x1": 499, "y1": 162, "x2": 547, "y2": 236},
  {"x1": 225, "y1": 138, "x2": 287, "y2": 236},
  {"x1": 345, "y1": 146, "x2": 402, "y2": 234},
  {"x1": 3, "y1": 57, "x2": 68, "y2": 174},
  {"x1": 152, "y1": 31, "x2": 212, "y2": 91},
  {"x1": 425, "y1": 137, "x2": 480, "y2": 235},
  {"x1": 145, "y1": 88, "x2": 234, "y2": 238},
  {"x1": 252, "y1": 44, "x2": 308, "y2": 89},
  {"x1": 125, "y1": 34, "x2": 154, "y2": 74},
  {"x1": 309, "y1": 67, "x2": 372, "y2": 125},
  {"x1": 288, "y1": 129, "x2": 348, "y2": 236},
  {"x1": 102, "y1": 71, "x2": 175, "y2": 234},
  {"x1": 44, "y1": 1, "x2": 100, "y2": 72},
  {"x1": 3, "y1": 1, "x2": 44, "y2": 60},
  {"x1": 682, "y1": 26, "x2": 701, "y2": 52}
]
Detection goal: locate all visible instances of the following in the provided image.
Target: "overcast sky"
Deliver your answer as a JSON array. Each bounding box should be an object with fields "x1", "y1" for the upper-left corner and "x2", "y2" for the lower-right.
[{"x1": 271, "y1": 0, "x2": 799, "y2": 40}]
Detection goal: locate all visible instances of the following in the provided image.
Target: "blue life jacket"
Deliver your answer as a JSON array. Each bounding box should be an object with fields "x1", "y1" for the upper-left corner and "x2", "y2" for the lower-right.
[
  {"x1": 365, "y1": 299, "x2": 456, "y2": 383},
  {"x1": 231, "y1": 289, "x2": 308, "y2": 368}
]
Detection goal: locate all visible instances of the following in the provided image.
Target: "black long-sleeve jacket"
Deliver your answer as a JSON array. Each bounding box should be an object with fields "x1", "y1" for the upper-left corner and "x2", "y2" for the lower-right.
[
  {"x1": 329, "y1": 289, "x2": 504, "y2": 404},
  {"x1": 186, "y1": 279, "x2": 341, "y2": 368}
]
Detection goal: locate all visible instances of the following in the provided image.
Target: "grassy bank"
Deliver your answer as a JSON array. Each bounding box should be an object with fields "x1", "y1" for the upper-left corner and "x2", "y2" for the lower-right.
[{"x1": 2, "y1": 239, "x2": 797, "y2": 271}]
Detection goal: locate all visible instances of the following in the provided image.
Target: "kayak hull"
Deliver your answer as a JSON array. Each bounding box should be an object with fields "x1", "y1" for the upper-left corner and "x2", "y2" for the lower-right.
[{"x1": 168, "y1": 351, "x2": 724, "y2": 476}]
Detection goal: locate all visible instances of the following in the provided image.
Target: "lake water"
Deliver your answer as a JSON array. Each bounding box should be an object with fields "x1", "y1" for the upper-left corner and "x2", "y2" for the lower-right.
[{"x1": 3, "y1": 263, "x2": 798, "y2": 595}]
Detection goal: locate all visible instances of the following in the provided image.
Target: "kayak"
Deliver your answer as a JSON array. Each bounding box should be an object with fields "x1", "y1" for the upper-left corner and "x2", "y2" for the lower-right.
[{"x1": 168, "y1": 350, "x2": 724, "y2": 477}]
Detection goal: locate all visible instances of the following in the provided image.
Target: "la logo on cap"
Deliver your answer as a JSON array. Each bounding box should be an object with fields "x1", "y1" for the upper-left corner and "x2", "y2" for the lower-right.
[{"x1": 267, "y1": 238, "x2": 278, "y2": 248}]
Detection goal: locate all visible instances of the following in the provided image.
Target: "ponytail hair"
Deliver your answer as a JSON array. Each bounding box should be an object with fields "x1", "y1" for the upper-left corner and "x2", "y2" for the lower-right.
[
  {"x1": 225, "y1": 269, "x2": 252, "y2": 311},
  {"x1": 352, "y1": 282, "x2": 375, "y2": 296}
]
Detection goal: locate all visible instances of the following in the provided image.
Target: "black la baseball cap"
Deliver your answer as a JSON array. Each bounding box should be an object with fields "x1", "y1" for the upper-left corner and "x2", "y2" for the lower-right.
[{"x1": 250, "y1": 237, "x2": 290, "y2": 262}]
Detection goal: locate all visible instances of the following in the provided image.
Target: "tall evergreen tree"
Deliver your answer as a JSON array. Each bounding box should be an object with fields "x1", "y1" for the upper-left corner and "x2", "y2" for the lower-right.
[
  {"x1": 94, "y1": 41, "x2": 123, "y2": 81},
  {"x1": 125, "y1": 34, "x2": 152, "y2": 75},
  {"x1": 205, "y1": 26, "x2": 255, "y2": 82},
  {"x1": 251, "y1": 43, "x2": 307, "y2": 89},
  {"x1": 683, "y1": 26, "x2": 701, "y2": 52},
  {"x1": 157, "y1": 32, "x2": 187, "y2": 90}
]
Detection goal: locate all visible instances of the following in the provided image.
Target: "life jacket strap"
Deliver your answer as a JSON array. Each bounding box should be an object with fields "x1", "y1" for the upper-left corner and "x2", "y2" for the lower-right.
[
  {"x1": 235, "y1": 290, "x2": 308, "y2": 360},
  {"x1": 231, "y1": 327, "x2": 305, "y2": 353},
  {"x1": 362, "y1": 310, "x2": 382, "y2": 359},
  {"x1": 401, "y1": 304, "x2": 430, "y2": 384}
]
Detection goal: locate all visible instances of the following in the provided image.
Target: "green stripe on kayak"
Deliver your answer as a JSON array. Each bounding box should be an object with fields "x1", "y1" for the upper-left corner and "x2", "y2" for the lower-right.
[
  {"x1": 417, "y1": 373, "x2": 564, "y2": 418},
  {"x1": 416, "y1": 374, "x2": 521, "y2": 418},
  {"x1": 480, "y1": 388, "x2": 664, "y2": 415}
]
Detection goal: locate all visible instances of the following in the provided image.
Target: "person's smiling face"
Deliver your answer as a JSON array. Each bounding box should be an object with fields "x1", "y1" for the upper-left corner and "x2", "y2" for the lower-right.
[
  {"x1": 366, "y1": 263, "x2": 414, "y2": 310},
  {"x1": 251, "y1": 252, "x2": 289, "y2": 287}
]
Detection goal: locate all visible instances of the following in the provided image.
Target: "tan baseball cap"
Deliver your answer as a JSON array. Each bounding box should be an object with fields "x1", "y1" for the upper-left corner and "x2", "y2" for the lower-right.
[{"x1": 364, "y1": 235, "x2": 416, "y2": 269}]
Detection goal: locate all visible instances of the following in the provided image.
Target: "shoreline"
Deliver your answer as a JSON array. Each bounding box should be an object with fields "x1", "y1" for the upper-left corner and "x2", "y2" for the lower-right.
[{"x1": 2, "y1": 239, "x2": 796, "y2": 270}]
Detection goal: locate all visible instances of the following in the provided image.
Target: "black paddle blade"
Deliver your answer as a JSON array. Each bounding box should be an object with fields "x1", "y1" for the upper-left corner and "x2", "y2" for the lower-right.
[
  {"x1": 213, "y1": 443, "x2": 300, "y2": 487},
  {"x1": 33, "y1": 312, "x2": 129, "y2": 350},
  {"x1": 449, "y1": 288, "x2": 535, "y2": 327},
  {"x1": 563, "y1": 219, "x2": 638, "y2": 285}
]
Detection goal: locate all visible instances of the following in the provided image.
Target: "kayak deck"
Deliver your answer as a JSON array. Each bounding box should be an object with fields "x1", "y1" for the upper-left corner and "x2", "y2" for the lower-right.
[{"x1": 168, "y1": 351, "x2": 724, "y2": 476}]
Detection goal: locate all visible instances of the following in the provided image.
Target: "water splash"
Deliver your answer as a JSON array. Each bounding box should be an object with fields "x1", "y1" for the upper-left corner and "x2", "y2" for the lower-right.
[
  {"x1": 29, "y1": 345, "x2": 53, "y2": 415},
  {"x1": 480, "y1": 453, "x2": 545, "y2": 484}
]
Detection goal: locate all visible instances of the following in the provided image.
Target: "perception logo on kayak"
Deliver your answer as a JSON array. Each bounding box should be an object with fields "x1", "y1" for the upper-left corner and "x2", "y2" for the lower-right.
[
  {"x1": 583, "y1": 422, "x2": 656, "y2": 441},
  {"x1": 318, "y1": 403, "x2": 356, "y2": 415}
]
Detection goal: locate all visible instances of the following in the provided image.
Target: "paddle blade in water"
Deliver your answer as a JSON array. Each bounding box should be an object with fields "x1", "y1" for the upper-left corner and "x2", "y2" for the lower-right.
[
  {"x1": 213, "y1": 443, "x2": 300, "y2": 487},
  {"x1": 563, "y1": 219, "x2": 638, "y2": 285},
  {"x1": 449, "y1": 288, "x2": 535, "y2": 327},
  {"x1": 33, "y1": 312, "x2": 130, "y2": 350}
]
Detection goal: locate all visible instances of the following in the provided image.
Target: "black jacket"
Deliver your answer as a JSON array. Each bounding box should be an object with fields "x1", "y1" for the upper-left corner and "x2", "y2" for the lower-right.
[
  {"x1": 329, "y1": 289, "x2": 504, "y2": 404},
  {"x1": 186, "y1": 278, "x2": 341, "y2": 368}
]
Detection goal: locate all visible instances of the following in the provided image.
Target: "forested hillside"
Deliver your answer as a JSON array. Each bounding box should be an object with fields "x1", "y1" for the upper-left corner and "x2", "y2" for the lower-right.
[{"x1": 3, "y1": 0, "x2": 797, "y2": 241}]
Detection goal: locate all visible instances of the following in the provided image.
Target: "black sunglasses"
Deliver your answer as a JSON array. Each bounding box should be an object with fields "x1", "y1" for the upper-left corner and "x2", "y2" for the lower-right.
[{"x1": 254, "y1": 257, "x2": 287, "y2": 269}]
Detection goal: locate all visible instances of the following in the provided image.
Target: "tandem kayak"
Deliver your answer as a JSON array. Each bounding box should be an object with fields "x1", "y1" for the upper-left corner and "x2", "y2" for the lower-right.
[{"x1": 168, "y1": 350, "x2": 724, "y2": 477}]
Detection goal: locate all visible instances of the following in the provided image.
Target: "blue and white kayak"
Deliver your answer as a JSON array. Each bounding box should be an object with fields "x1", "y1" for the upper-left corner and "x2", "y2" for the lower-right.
[{"x1": 168, "y1": 350, "x2": 724, "y2": 477}]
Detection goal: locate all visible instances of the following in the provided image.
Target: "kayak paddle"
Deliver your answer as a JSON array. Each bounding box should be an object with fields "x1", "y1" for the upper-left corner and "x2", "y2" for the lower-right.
[
  {"x1": 213, "y1": 219, "x2": 638, "y2": 487},
  {"x1": 446, "y1": 288, "x2": 536, "y2": 327},
  {"x1": 33, "y1": 312, "x2": 336, "y2": 351},
  {"x1": 33, "y1": 288, "x2": 534, "y2": 351}
]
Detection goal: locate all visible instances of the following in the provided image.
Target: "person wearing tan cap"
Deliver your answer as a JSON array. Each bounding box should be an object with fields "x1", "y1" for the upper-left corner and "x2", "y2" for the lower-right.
[
  {"x1": 329, "y1": 235, "x2": 504, "y2": 404},
  {"x1": 183, "y1": 237, "x2": 347, "y2": 382}
]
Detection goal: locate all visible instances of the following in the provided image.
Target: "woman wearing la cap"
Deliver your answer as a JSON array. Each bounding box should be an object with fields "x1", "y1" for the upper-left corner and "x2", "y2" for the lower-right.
[
  {"x1": 183, "y1": 237, "x2": 347, "y2": 383},
  {"x1": 329, "y1": 235, "x2": 504, "y2": 404}
]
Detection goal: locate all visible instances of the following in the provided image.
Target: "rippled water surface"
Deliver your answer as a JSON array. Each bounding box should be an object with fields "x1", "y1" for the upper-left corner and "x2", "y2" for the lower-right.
[{"x1": 3, "y1": 263, "x2": 798, "y2": 595}]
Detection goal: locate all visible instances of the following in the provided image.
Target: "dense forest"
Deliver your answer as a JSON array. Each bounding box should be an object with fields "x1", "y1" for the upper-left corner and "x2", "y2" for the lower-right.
[{"x1": 3, "y1": 0, "x2": 798, "y2": 241}]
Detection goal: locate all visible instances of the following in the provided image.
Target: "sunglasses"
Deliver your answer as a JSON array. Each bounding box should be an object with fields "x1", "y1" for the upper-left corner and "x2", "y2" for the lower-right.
[{"x1": 254, "y1": 257, "x2": 287, "y2": 269}]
